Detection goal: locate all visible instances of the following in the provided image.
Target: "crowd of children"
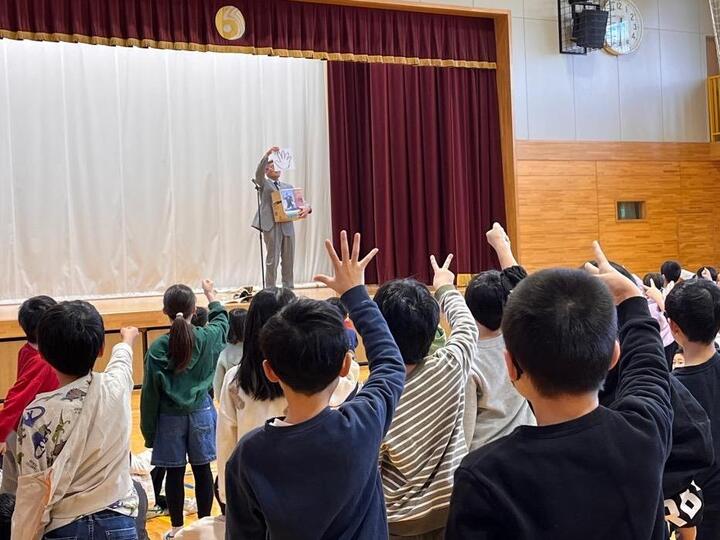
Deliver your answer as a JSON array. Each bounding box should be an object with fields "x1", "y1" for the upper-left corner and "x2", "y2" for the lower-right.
[{"x1": 2, "y1": 227, "x2": 720, "y2": 540}]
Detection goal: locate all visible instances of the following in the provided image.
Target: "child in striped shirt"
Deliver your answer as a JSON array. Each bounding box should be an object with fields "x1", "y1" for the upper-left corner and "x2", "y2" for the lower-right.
[{"x1": 374, "y1": 254, "x2": 478, "y2": 539}]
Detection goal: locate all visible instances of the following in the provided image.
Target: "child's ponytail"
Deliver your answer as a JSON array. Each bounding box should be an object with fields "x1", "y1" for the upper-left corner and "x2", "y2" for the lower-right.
[{"x1": 163, "y1": 284, "x2": 196, "y2": 373}]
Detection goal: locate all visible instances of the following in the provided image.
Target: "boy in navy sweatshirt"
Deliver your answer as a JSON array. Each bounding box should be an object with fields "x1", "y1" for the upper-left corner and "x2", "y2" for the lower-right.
[
  {"x1": 225, "y1": 231, "x2": 409, "y2": 539},
  {"x1": 446, "y1": 242, "x2": 673, "y2": 540}
]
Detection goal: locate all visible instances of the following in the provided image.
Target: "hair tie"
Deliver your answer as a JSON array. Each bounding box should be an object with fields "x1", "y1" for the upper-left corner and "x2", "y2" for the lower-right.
[{"x1": 175, "y1": 312, "x2": 184, "y2": 319}]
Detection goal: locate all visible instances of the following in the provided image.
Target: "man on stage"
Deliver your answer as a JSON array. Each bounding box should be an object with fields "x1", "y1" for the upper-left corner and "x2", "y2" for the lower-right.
[{"x1": 252, "y1": 146, "x2": 309, "y2": 289}]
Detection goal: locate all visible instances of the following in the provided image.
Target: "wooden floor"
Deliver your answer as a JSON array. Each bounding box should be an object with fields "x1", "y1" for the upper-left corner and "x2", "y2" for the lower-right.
[{"x1": 131, "y1": 392, "x2": 222, "y2": 539}]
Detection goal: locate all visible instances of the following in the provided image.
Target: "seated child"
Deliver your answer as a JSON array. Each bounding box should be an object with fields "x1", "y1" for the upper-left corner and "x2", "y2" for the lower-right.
[
  {"x1": 141, "y1": 280, "x2": 228, "y2": 539},
  {"x1": 13, "y1": 301, "x2": 140, "y2": 540},
  {"x1": 463, "y1": 224, "x2": 535, "y2": 452},
  {"x1": 697, "y1": 267, "x2": 719, "y2": 282},
  {"x1": 0, "y1": 296, "x2": 59, "y2": 495},
  {"x1": 327, "y1": 297, "x2": 359, "y2": 351},
  {"x1": 191, "y1": 307, "x2": 209, "y2": 327},
  {"x1": 224, "y1": 231, "x2": 405, "y2": 539},
  {"x1": 667, "y1": 280, "x2": 720, "y2": 540},
  {"x1": 643, "y1": 272, "x2": 679, "y2": 369},
  {"x1": 212, "y1": 308, "x2": 247, "y2": 398},
  {"x1": 662, "y1": 260, "x2": 683, "y2": 287},
  {"x1": 446, "y1": 242, "x2": 672, "y2": 540},
  {"x1": 374, "y1": 255, "x2": 478, "y2": 538},
  {"x1": 217, "y1": 290, "x2": 361, "y2": 506}
]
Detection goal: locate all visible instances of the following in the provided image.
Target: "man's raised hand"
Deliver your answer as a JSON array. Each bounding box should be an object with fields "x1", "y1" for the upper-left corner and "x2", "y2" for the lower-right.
[
  {"x1": 431, "y1": 254, "x2": 455, "y2": 290},
  {"x1": 584, "y1": 242, "x2": 641, "y2": 305},
  {"x1": 314, "y1": 231, "x2": 379, "y2": 296}
]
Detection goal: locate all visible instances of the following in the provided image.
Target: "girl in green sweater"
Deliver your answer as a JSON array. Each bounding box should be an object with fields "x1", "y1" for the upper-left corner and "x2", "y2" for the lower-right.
[{"x1": 140, "y1": 279, "x2": 228, "y2": 539}]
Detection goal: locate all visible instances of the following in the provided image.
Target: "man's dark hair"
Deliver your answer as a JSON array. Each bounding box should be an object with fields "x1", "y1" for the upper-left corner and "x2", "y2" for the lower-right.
[
  {"x1": 0, "y1": 493, "x2": 14, "y2": 540},
  {"x1": 665, "y1": 280, "x2": 720, "y2": 345},
  {"x1": 661, "y1": 260, "x2": 683, "y2": 285},
  {"x1": 465, "y1": 271, "x2": 512, "y2": 331},
  {"x1": 374, "y1": 279, "x2": 439, "y2": 365},
  {"x1": 326, "y1": 297, "x2": 348, "y2": 319},
  {"x1": 502, "y1": 269, "x2": 617, "y2": 397},
  {"x1": 260, "y1": 299, "x2": 348, "y2": 395},
  {"x1": 18, "y1": 295, "x2": 57, "y2": 344},
  {"x1": 227, "y1": 308, "x2": 248, "y2": 344},
  {"x1": 191, "y1": 306, "x2": 208, "y2": 327},
  {"x1": 643, "y1": 272, "x2": 665, "y2": 289},
  {"x1": 37, "y1": 301, "x2": 105, "y2": 377},
  {"x1": 697, "y1": 266, "x2": 719, "y2": 282}
]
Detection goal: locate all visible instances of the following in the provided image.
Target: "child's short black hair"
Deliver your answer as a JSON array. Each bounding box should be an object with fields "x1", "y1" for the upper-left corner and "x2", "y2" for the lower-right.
[
  {"x1": 697, "y1": 266, "x2": 719, "y2": 282},
  {"x1": 18, "y1": 295, "x2": 57, "y2": 343},
  {"x1": 191, "y1": 306, "x2": 208, "y2": 327},
  {"x1": 37, "y1": 301, "x2": 105, "y2": 377},
  {"x1": 0, "y1": 493, "x2": 14, "y2": 540},
  {"x1": 227, "y1": 308, "x2": 248, "y2": 344},
  {"x1": 260, "y1": 299, "x2": 348, "y2": 395},
  {"x1": 665, "y1": 280, "x2": 720, "y2": 345},
  {"x1": 503, "y1": 269, "x2": 617, "y2": 397},
  {"x1": 374, "y1": 279, "x2": 439, "y2": 365},
  {"x1": 465, "y1": 271, "x2": 510, "y2": 331},
  {"x1": 643, "y1": 272, "x2": 665, "y2": 289},
  {"x1": 326, "y1": 297, "x2": 348, "y2": 319},
  {"x1": 661, "y1": 260, "x2": 682, "y2": 284}
]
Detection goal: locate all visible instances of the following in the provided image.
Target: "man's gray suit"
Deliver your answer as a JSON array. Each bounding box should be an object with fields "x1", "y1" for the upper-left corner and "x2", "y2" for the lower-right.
[{"x1": 252, "y1": 155, "x2": 295, "y2": 289}]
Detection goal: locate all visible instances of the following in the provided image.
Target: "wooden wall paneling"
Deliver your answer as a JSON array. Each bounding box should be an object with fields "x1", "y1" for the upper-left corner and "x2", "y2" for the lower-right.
[
  {"x1": 95, "y1": 333, "x2": 145, "y2": 385},
  {"x1": 677, "y1": 215, "x2": 719, "y2": 272},
  {"x1": 516, "y1": 169, "x2": 599, "y2": 271},
  {"x1": 0, "y1": 341, "x2": 24, "y2": 400},
  {"x1": 596, "y1": 171, "x2": 681, "y2": 275},
  {"x1": 516, "y1": 141, "x2": 720, "y2": 162}
]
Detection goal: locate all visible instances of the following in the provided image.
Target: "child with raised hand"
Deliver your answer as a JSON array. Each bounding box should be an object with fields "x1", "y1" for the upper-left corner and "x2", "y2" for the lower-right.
[
  {"x1": 447, "y1": 242, "x2": 672, "y2": 540},
  {"x1": 372, "y1": 253, "x2": 477, "y2": 539},
  {"x1": 13, "y1": 301, "x2": 140, "y2": 540},
  {"x1": 0, "y1": 296, "x2": 59, "y2": 495},
  {"x1": 224, "y1": 231, "x2": 405, "y2": 539},
  {"x1": 667, "y1": 279, "x2": 720, "y2": 540},
  {"x1": 140, "y1": 279, "x2": 228, "y2": 539},
  {"x1": 463, "y1": 223, "x2": 535, "y2": 452}
]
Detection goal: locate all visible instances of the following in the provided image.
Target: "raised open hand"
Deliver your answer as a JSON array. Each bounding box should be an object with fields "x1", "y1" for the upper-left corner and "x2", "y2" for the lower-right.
[{"x1": 314, "y1": 231, "x2": 379, "y2": 295}]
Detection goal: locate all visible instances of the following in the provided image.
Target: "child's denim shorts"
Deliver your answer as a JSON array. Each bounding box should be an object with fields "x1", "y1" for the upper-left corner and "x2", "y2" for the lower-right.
[{"x1": 151, "y1": 394, "x2": 217, "y2": 468}]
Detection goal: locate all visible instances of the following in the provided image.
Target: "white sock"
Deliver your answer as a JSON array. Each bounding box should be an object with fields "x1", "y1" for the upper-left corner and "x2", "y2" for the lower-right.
[{"x1": 172, "y1": 526, "x2": 182, "y2": 534}]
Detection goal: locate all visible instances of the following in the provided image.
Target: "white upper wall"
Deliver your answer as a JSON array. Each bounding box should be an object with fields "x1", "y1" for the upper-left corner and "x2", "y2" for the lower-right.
[{"x1": 418, "y1": 0, "x2": 713, "y2": 142}]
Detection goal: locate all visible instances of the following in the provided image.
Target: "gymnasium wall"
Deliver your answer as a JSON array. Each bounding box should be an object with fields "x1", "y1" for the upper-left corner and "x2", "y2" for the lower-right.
[
  {"x1": 514, "y1": 141, "x2": 720, "y2": 275},
  {"x1": 419, "y1": 0, "x2": 712, "y2": 142}
]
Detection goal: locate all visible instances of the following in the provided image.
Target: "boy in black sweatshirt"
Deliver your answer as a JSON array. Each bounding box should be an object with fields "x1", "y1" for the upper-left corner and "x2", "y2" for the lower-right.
[
  {"x1": 667, "y1": 279, "x2": 720, "y2": 540},
  {"x1": 446, "y1": 242, "x2": 673, "y2": 540},
  {"x1": 597, "y1": 262, "x2": 713, "y2": 540},
  {"x1": 224, "y1": 232, "x2": 412, "y2": 539}
]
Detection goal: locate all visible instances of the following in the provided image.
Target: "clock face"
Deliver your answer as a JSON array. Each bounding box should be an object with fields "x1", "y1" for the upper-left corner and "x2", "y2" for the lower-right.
[{"x1": 603, "y1": 0, "x2": 644, "y2": 55}]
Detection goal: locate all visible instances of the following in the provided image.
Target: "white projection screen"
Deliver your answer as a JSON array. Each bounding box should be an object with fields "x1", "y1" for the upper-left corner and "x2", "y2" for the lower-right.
[{"x1": 0, "y1": 39, "x2": 332, "y2": 302}]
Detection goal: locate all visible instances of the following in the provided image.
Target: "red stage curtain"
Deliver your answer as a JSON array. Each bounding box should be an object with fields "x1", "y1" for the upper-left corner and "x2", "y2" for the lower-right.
[
  {"x1": 0, "y1": 0, "x2": 496, "y2": 67},
  {"x1": 328, "y1": 62, "x2": 506, "y2": 284}
]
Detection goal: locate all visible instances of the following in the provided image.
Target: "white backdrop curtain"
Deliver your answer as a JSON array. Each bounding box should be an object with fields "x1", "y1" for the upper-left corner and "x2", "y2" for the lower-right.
[{"x1": 0, "y1": 39, "x2": 332, "y2": 302}]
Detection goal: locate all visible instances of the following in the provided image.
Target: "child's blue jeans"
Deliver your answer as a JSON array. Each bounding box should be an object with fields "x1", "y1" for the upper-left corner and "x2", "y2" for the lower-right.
[{"x1": 43, "y1": 510, "x2": 138, "y2": 540}]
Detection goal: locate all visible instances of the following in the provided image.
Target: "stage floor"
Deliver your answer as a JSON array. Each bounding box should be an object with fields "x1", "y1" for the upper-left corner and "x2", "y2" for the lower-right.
[{"x1": 0, "y1": 285, "x2": 369, "y2": 340}]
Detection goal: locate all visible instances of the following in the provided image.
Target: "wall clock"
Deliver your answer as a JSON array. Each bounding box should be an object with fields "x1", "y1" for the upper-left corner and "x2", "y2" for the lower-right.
[{"x1": 603, "y1": 0, "x2": 644, "y2": 55}]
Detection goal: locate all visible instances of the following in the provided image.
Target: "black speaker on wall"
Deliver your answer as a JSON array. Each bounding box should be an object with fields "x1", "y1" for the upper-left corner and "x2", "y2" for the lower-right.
[{"x1": 572, "y1": 3, "x2": 610, "y2": 49}]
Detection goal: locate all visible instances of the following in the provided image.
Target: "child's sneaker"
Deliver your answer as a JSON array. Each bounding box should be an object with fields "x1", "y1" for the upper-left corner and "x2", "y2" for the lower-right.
[{"x1": 146, "y1": 504, "x2": 168, "y2": 519}]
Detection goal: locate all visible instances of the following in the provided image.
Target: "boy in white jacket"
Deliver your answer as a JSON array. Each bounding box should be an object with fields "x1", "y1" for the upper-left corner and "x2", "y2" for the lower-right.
[{"x1": 12, "y1": 301, "x2": 139, "y2": 540}]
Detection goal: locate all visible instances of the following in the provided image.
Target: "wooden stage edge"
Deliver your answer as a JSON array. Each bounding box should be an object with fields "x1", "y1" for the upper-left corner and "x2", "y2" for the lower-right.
[{"x1": 0, "y1": 285, "x2": 376, "y2": 341}]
